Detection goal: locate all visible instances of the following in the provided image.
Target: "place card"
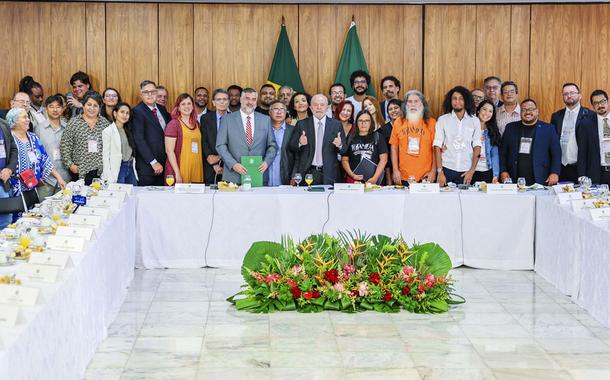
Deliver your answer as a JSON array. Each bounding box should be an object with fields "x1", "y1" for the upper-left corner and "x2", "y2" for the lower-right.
[
  {"x1": 76, "y1": 206, "x2": 109, "y2": 221},
  {"x1": 552, "y1": 183, "x2": 575, "y2": 194},
  {"x1": 96, "y1": 190, "x2": 127, "y2": 202},
  {"x1": 68, "y1": 214, "x2": 102, "y2": 228},
  {"x1": 56, "y1": 226, "x2": 95, "y2": 240},
  {"x1": 485, "y1": 183, "x2": 518, "y2": 194},
  {"x1": 590, "y1": 207, "x2": 610, "y2": 222},
  {"x1": 107, "y1": 183, "x2": 133, "y2": 195},
  {"x1": 570, "y1": 198, "x2": 597, "y2": 212},
  {"x1": 174, "y1": 183, "x2": 206, "y2": 194},
  {"x1": 46, "y1": 235, "x2": 86, "y2": 253},
  {"x1": 409, "y1": 183, "x2": 440, "y2": 194},
  {"x1": 334, "y1": 183, "x2": 364, "y2": 193},
  {"x1": 17, "y1": 264, "x2": 60, "y2": 283},
  {"x1": 86, "y1": 196, "x2": 121, "y2": 210},
  {"x1": 0, "y1": 304, "x2": 19, "y2": 327},
  {"x1": 0, "y1": 285, "x2": 39, "y2": 306},
  {"x1": 29, "y1": 252, "x2": 71, "y2": 269},
  {"x1": 557, "y1": 192, "x2": 583, "y2": 205}
]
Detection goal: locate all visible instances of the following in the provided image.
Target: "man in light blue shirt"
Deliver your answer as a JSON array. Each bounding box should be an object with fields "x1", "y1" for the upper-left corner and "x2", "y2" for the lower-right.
[{"x1": 268, "y1": 100, "x2": 295, "y2": 186}]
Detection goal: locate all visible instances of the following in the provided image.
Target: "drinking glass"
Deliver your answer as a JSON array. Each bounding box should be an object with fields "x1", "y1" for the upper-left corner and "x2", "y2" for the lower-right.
[
  {"x1": 599, "y1": 184, "x2": 609, "y2": 194},
  {"x1": 503, "y1": 177, "x2": 513, "y2": 184},
  {"x1": 517, "y1": 177, "x2": 526, "y2": 190},
  {"x1": 305, "y1": 174, "x2": 314, "y2": 188},
  {"x1": 166, "y1": 175, "x2": 175, "y2": 186},
  {"x1": 292, "y1": 173, "x2": 302, "y2": 187}
]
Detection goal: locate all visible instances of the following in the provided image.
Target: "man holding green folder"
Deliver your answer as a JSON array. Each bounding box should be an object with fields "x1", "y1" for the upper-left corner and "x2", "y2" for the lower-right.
[{"x1": 216, "y1": 88, "x2": 277, "y2": 185}]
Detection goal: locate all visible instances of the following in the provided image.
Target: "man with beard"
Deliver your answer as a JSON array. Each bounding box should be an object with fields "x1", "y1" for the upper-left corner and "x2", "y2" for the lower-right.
[
  {"x1": 216, "y1": 88, "x2": 277, "y2": 185},
  {"x1": 66, "y1": 71, "x2": 91, "y2": 118},
  {"x1": 194, "y1": 87, "x2": 209, "y2": 120},
  {"x1": 433, "y1": 86, "x2": 482, "y2": 186},
  {"x1": 379, "y1": 76, "x2": 401, "y2": 122},
  {"x1": 551, "y1": 83, "x2": 596, "y2": 183},
  {"x1": 326, "y1": 83, "x2": 346, "y2": 118},
  {"x1": 346, "y1": 70, "x2": 370, "y2": 116},
  {"x1": 501, "y1": 99, "x2": 561, "y2": 186},
  {"x1": 576, "y1": 89, "x2": 610, "y2": 185},
  {"x1": 471, "y1": 88, "x2": 485, "y2": 109},
  {"x1": 255, "y1": 84, "x2": 276, "y2": 116},
  {"x1": 278, "y1": 86, "x2": 293, "y2": 107},
  {"x1": 227, "y1": 85, "x2": 242, "y2": 112},
  {"x1": 389, "y1": 90, "x2": 436, "y2": 185}
]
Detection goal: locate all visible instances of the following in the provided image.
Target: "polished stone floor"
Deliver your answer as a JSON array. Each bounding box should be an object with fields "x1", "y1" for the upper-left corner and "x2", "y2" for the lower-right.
[{"x1": 84, "y1": 267, "x2": 610, "y2": 380}]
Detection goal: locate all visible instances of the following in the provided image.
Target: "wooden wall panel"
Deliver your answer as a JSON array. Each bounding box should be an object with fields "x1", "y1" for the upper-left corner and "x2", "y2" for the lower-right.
[
  {"x1": 475, "y1": 5, "x2": 512, "y2": 87},
  {"x1": 51, "y1": 3, "x2": 87, "y2": 94},
  {"x1": 509, "y1": 5, "x2": 531, "y2": 98},
  {"x1": 159, "y1": 4, "x2": 194, "y2": 105},
  {"x1": 193, "y1": 5, "x2": 213, "y2": 93},
  {"x1": 580, "y1": 4, "x2": 610, "y2": 110},
  {"x1": 424, "y1": 5, "x2": 477, "y2": 117},
  {"x1": 86, "y1": 3, "x2": 107, "y2": 92}
]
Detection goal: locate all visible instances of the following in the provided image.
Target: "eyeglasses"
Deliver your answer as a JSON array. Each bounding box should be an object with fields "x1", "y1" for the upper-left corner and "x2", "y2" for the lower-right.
[
  {"x1": 485, "y1": 85, "x2": 500, "y2": 90},
  {"x1": 353, "y1": 80, "x2": 367, "y2": 85},
  {"x1": 563, "y1": 91, "x2": 579, "y2": 97},
  {"x1": 472, "y1": 95, "x2": 485, "y2": 101},
  {"x1": 357, "y1": 119, "x2": 372, "y2": 124},
  {"x1": 142, "y1": 90, "x2": 158, "y2": 96},
  {"x1": 502, "y1": 89, "x2": 516, "y2": 95},
  {"x1": 330, "y1": 91, "x2": 345, "y2": 96},
  {"x1": 521, "y1": 107, "x2": 537, "y2": 112},
  {"x1": 269, "y1": 108, "x2": 286, "y2": 113},
  {"x1": 592, "y1": 99, "x2": 608, "y2": 107},
  {"x1": 13, "y1": 99, "x2": 31, "y2": 105}
]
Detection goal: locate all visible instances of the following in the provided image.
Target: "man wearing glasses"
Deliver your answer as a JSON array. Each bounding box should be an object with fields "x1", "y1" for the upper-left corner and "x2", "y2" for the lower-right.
[
  {"x1": 576, "y1": 90, "x2": 610, "y2": 185},
  {"x1": 131, "y1": 80, "x2": 171, "y2": 186},
  {"x1": 346, "y1": 70, "x2": 371, "y2": 117},
  {"x1": 483, "y1": 76, "x2": 503, "y2": 108},
  {"x1": 326, "y1": 83, "x2": 346, "y2": 118},
  {"x1": 496, "y1": 81, "x2": 521, "y2": 136},
  {"x1": 268, "y1": 100, "x2": 295, "y2": 186}
]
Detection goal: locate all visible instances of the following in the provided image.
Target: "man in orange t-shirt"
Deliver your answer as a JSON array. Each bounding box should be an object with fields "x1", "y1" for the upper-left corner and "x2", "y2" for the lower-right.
[{"x1": 389, "y1": 90, "x2": 437, "y2": 184}]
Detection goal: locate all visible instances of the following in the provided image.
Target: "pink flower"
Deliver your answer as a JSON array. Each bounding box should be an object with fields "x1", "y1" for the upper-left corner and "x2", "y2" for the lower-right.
[
  {"x1": 418, "y1": 284, "x2": 425, "y2": 293},
  {"x1": 424, "y1": 274, "x2": 436, "y2": 288},
  {"x1": 333, "y1": 283, "x2": 345, "y2": 292},
  {"x1": 291, "y1": 266, "x2": 302, "y2": 275},
  {"x1": 403, "y1": 266, "x2": 415, "y2": 276},
  {"x1": 286, "y1": 279, "x2": 297, "y2": 288},
  {"x1": 358, "y1": 281, "x2": 369, "y2": 296},
  {"x1": 342, "y1": 264, "x2": 355, "y2": 280},
  {"x1": 251, "y1": 272, "x2": 265, "y2": 283},
  {"x1": 265, "y1": 273, "x2": 281, "y2": 284}
]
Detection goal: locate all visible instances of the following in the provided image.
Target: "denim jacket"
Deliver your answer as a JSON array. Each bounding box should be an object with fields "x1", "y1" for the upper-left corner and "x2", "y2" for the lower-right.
[{"x1": 483, "y1": 129, "x2": 500, "y2": 177}]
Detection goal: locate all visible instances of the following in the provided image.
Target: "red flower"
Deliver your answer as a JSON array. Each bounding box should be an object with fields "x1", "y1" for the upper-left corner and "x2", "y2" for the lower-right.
[
  {"x1": 303, "y1": 291, "x2": 313, "y2": 300},
  {"x1": 402, "y1": 286, "x2": 410, "y2": 295},
  {"x1": 290, "y1": 286, "x2": 301, "y2": 299},
  {"x1": 265, "y1": 273, "x2": 281, "y2": 284},
  {"x1": 418, "y1": 284, "x2": 425, "y2": 293},
  {"x1": 312, "y1": 290, "x2": 321, "y2": 298},
  {"x1": 286, "y1": 279, "x2": 297, "y2": 288},
  {"x1": 369, "y1": 272, "x2": 381, "y2": 285},
  {"x1": 323, "y1": 269, "x2": 339, "y2": 284},
  {"x1": 405, "y1": 276, "x2": 413, "y2": 283},
  {"x1": 383, "y1": 291, "x2": 393, "y2": 302},
  {"x1": 350, "y1": 290, "x2": 359, "y2": 297}
]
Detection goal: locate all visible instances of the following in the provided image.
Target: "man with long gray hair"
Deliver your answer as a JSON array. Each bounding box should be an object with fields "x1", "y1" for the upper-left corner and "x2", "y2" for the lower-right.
[{"x1": 389, "y1": 90, "x2": 437, "y2": 185}]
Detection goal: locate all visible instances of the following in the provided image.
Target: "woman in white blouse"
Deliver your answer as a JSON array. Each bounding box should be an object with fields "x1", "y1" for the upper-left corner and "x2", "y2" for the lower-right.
[{"x1": 102, "y1": 102, "x2": 138, "y2": 185}]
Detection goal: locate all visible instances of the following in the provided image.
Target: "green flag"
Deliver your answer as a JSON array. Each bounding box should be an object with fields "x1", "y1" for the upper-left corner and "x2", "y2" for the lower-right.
[
  {"x1": 267, "y1": 21, "x2": 304, "y2": 93},
  {"x1": 334, "y1": 21, "x2": 375, "y2": 97}
]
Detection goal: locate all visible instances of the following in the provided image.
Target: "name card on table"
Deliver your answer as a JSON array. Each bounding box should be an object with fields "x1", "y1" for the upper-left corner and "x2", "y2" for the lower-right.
[
  {"x1": 174, "y1": 183, "x2": 206, "y2": 194},
  {"x1": 46, "y1": 235, "x2": 86, "y2": 253},
  {"x1": 0, "y1": 304, "x2": 19, "y2": 327},
  {"x1": 76, "y1": 206, "x2": 109, "y2": 222},
  {"x1": 552, "y1": 183, "x2": 575, "y2": 194},
  {"x1": 557, "y1": 192, "x2": 583, "y2": 205},
  {"x1": 590, "y1": 208, "x2": 610, "y2": 222},
  {"x1": 86, "y1": 196, "x2": 121, "y2": 210},
  {"x1": 17, "y1": 264, "x2": 60, "y2": 283},
  {"x1": 570, "y1": 198, "x2": 597, "y2": 212},
  {"x1": 409, "y1": 183, "x2": 440, "y2": 194},
  {"x1": 0, "y1": 285, "x2": 39, "y2": 306},
  {"x1": 56, "y1": 226, "x2": 95, "y2": 240},
  {"x1": 107, "y1": 183, "x2": 133, "y2": 195},
  {"x1": 334, "y1": 183, "x2": 364, "y2": 194},
  {"x1": 29, "y1": 252, "x2": 71, "y2": 269},
  {"x1": 96, "y1": 190, "x2": 127, "y2": 202},
  {"x1": 68, "y1": 214, "x2": 102, "y2": 229},
  {"x1": 485, "y1": 183, "x2": 518, "y2": 194}
]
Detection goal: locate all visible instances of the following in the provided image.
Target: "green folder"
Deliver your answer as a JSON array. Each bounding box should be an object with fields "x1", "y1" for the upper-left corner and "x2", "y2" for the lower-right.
[{"x1": 240, "y1": 155, "x2": 263, "y2": 187}]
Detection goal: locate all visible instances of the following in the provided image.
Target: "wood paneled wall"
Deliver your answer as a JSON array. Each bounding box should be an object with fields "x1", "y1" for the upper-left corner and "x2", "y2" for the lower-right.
[{"x1": 2, "y1": 2, "x2": 610, "y2": 121}]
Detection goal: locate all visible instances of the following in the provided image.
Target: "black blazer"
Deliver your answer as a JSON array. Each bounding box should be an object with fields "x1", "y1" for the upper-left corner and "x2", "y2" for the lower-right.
[
  {"x1": 277, "y1": 123, "x2": 296, "y2": 185},
  {"x1": 550, "y1": 106, "x2": 595, "y2": 157},
  {"x1": 0, "y1": 119, "x2": 18, "y2": 191},
  {"x1": 380, "y1": 100, "x2": 388, "y2": 122},
  {"x1": 576, "y1": 115, "x2": 605, "y2": 183},
  {"x1": 131, "y1": 102, "x2": 171, "y2": 177},
  {"x1": 291, "y1": 116, "x2": 345, "y2": 185},
  {"x1": 200, "y1": 111, "x2": 223, "y2": 185}
]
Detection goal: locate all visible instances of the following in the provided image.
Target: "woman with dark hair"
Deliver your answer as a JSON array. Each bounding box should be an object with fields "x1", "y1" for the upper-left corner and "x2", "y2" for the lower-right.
[
  {"x1": 102, "y1": 102, "x2": 137, "y2": 185},
  {"x1": 334, "y1": 100, "x2": 355, "y2": 137},
  {"x1": 60, "y1": 91, "x2": 110, "y2": 184},
  {"x1": 341, "y1": 110, "x2": 388, "y2": 184},
  {"x1": 362, "y1": 95, "x2": 385, "y2": 131},
  {"x1": 288, "y1": 92, "x2": 312, "y2": 125},
  {"x1": 379, "y1": 98, "x2": 403, "y2": 184},
  {"x1": 100, "y1": 88, "x2": 122, "y2": 123},
  {"x1": 18, "y1": 75, "x2": 46, "y2": 128},
  {"x1": 474, "y1": 100, "x2": 501, "y2": 183},
  {"x1": 164, "y1": 93, "x2": 203, "y2": 183}
]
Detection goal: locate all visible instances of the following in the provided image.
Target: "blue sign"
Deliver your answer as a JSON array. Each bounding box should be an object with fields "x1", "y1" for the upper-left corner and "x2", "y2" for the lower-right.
[{"x1": 71, "y1": 195, "x2": 87, "y2": 206}]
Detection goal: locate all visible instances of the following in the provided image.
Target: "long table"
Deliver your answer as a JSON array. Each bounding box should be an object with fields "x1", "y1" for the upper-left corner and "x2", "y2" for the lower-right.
[
  {"x1": 135, "y1": 187, "x2": 537, "y2": 270},
  {"x1": 0, "y1": 196, "x2": 136, "y2": 379}
]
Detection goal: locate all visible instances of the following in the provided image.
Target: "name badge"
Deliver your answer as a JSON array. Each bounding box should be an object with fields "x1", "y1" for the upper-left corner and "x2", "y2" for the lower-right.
[
  {"x1": 56, "y1": 226, "x2": 95, "y2": 240},
  {"x1": 0, "y1": 285, "x2": 40, "y2": 306},
  {"x1": 97, "y1": 190, "x2": 127, "y2": 202},
  {"x1": 191, "y1": 141, "x2": 199, "y2": 154},
  {"x1": 87, "y1": 196, "x2": 120, "y2": 210},
  {"x1": 0, "y1": 304, "x2": 19, "y2": 327},
  {"x1": 17, "y1": 264, "x2": 60, "y2": 283},
  {"x1": 407, "y1": 137, "x2": 420, "y2": 156},
  {"x1": 68, "y1": 214, "x2": 102, "y2": 228},
  {"x1": 53, "y1": 147, "x2": 61, "y2": 161},
  {"x1": 27, "y1": 150, "x2": 37, "y2": 163},
  {"x1": 519, "y1": 137, "x2": 532, "y2": 154},
  {"x1": 29, "y1": 252, "x2": 71, "y2": 269},
  {"x1": 87, "y1": 139, "x2": 98, "y2": 153},
  {"x1": 107, "y1": 183, "x2": 133, "y2": 194},
  {"x1": 76, "y1": 206, "x2": 109, "y2": 221},
  {"x1": 47, "y1": 235, "x2": 86, "y2": 252},
  {"x1": 0, "y1": 142, "x2": 6, "y2": 159}
]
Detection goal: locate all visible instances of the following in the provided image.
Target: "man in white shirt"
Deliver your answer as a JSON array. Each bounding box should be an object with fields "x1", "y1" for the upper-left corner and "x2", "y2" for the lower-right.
[
  {"x1": 577, "y1": 89, "x2": 610, "y2": 185},
  {"x1": 433, "y1": 86, "x2": 482, "y2": 186},
  {"x1": 345, "y1": 70, "x2": 370, "y2": 117},
  {"x1": 496, "y1": 81, "x2": 521, "y2": 136}
]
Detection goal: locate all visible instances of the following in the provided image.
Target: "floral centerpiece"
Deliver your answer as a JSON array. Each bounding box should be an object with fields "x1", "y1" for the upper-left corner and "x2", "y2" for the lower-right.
[{"x1": 228, "y1": 232, "x2": 464, "y2": 313}]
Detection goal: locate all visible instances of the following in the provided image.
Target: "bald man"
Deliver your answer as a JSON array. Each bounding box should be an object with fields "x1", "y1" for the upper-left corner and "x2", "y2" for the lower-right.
[{"x1": 291, "y1": 94, "x2": 345, "y2": 185}]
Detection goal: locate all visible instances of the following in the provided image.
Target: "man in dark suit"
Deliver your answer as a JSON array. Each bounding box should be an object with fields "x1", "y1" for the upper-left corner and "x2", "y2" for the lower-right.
[
  {"x1": 201, "y1": 88, "x2": 230, "y2": 185},
  {"x1": 291, "y1": 94, "x2": 345, "y2": 185},
  {"x1": 132, "y1": 80, "x2": 171, "y2": 186},
  {"x1": 483, "y1": 76, "x2": 503, "y2": 108},
  {"x1": 379, "y1": 75, "x2": 401, "y2": 122},
  {"x1": 267, "y1": 100, "x2": 295, "y2": 185},
  {"x1": 0, "y1": 117, "x2": 18, "y2": 229},
  {"x1": 500, "y1": 99, "x2": 561, "y2": 186},
  {"x1": 550, "y1": 83, "x2": 596, "y2": 183},
  {"x1": 577, "y1": 89, "x2": 610, "y2": 185}
]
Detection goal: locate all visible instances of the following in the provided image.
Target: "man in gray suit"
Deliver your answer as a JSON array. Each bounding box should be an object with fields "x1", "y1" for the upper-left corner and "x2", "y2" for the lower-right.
[{"x1": 216, "y1": 88, "x2": 277, "y2": 184}]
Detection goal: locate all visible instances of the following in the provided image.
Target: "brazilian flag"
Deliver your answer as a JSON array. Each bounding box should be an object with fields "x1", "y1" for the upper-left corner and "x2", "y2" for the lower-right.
[
  {"x1": 334, "y1": 20, "x2": 375, "y2": 97},
  {"x1": 267, "y1": 19, "x2": 304, "y2": 93}
]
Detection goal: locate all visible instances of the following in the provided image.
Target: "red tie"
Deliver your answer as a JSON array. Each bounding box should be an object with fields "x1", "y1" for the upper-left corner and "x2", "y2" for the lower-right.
[
  {"x1": 246, "y1": 115, "x2": 253, "y2": 145},
  {"x1": 151, "y1": 107, "x2": 158, "y2": 119}
]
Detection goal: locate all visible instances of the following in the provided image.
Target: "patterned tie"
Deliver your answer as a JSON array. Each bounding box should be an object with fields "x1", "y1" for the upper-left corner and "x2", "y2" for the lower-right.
[
  {"x1": 151, "y1": 107, "x2": 158, "y2": 119},
  {"x1": 246, "y1": 115, "x2": 253, "y2": 145}
]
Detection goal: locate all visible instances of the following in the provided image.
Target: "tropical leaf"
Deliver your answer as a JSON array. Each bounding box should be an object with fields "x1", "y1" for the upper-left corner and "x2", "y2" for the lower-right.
[
  {"x1": 241, "y1": 241, "x2": 283, "y2": 285},
  {"x1": 406, "y1": 243, "x2": 452, "y2": 276}
]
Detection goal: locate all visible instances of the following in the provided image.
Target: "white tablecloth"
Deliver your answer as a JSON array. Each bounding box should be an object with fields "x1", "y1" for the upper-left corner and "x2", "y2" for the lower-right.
[
  {"x1": 135, "y1": 187, "x2": 537, "y2": 270},
  {"x1": 0, "y1": 196, "x2": 136, "y2": 379}
]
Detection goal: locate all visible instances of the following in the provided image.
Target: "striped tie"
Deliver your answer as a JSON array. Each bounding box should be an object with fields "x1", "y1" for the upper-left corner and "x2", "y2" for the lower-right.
[{"x1": 246, "y1": 115, "x2": 253, "y2": 145}]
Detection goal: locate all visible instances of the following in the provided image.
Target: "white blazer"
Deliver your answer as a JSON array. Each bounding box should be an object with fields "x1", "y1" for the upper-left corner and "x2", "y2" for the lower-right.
[{"x1": 102, "y1": 123, "x2": 137, "y2": 183}]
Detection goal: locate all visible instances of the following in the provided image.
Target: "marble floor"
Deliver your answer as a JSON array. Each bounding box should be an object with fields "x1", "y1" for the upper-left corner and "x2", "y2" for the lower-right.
[{"x1": 84, "y1": 267, "x2": 610, "y2": 380}]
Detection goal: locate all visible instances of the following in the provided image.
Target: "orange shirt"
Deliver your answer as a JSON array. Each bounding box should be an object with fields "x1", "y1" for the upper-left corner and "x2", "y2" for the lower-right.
[{"x1": 388, "y1": 117, "x2": 436, "y2": 181}]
